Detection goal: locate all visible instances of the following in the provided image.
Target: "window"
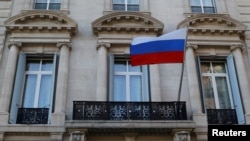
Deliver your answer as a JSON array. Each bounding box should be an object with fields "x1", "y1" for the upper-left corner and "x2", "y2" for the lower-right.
[
  {"x1": 190, "y1": 0, "x2": 216, "y2": 13},
  {"x1": 34, "y1": 0, "x2": 61, "y2": 10},
  {"x1": 200, "y1": 60, "x2": 233, "y2": 109},
  {"x1": 9, "y1": 52, "x2": 58, "y2": 124},
  {"x1": 109, "y1": 55, "x2": 149, "y2": 101},
  {"x1": 113, "y1": 0, "x2": 139, "y2": 11},
  {"x1": 23, "y1": 58, "x2": 54, "y2": 108},
  {"x1": 197, "y1": 55, "x2": 245, "y2": 124}
]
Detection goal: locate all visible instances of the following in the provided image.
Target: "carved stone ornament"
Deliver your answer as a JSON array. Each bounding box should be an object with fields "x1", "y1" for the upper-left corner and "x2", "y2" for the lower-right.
[
  {"x1": 92, "y1": 12, "x2": 164, "y2": 36},
  {"x1": 178, "y1": 14, "x2": 246, "y2": 35},
  {"x1": 4, "y1": 10, "x2": 78, "y2": 35}
]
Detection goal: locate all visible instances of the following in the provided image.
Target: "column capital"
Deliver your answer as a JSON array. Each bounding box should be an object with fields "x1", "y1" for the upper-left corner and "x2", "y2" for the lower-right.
[
  {"x1": 7, "y1": 41, "x2": 22, "y2": 49},
  {"x1": 96, "y1": 41, "x2": 110, "y2": 50},
  {"x1": 57, "y1": 42, "x2": 71, "y2": 49},
  {"x1": 230, "y1": 43, "x2": 243, "y2": 52},
  {"x1": 186, "y1": 43, "x2": 198, "y2": 50}
]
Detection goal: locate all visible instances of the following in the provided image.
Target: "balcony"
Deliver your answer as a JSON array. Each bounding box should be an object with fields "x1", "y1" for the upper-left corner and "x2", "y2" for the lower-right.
[
  {"x1": 73, "y1": 101, "x2": 187, "y2": 120},
  {"x1": 16, "y1": 108, "x2": 49, "y2": 124},
  {"x1": 207, "y1": 109, "x2": 238, "y2": 124}
]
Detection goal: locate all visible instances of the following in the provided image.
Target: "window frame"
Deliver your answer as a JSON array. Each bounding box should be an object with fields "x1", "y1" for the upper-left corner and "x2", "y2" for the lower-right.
[
  {"x1": 199, "y1": 59, "x2": 234, "y2": 109},
  {"x1": 109, "y1": 54, "x2": 150, "y2": 102},
  {"x1": 22, "y1": 57, "x2": 54, "y2": 108},
  {"x1": 112, "y1": 0, "x2": 140, "y2": 11},
  {"x1": 190, "y1": 0, "x2": 216, "y2": 13},
  {"x1": 9, "y1": 52, "x2": 58, "y2": 124},
  {"x1": 197, "y1": 55, "x2": 245, "y2": 124},
  {"x1": 34, "y1": 0, "x2": 61, "y2": 10}
]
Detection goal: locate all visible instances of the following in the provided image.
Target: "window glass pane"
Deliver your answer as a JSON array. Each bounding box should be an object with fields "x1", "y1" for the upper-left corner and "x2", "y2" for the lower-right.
[
  {"x1": 129, "y1": 65, "x2": 141, "y2": 72},
  {"x1": 26, "y1": 60, "x2": 40, "y2": 71},
  {"x1": 23, "y1": 75, "x2": 37, "y2": 107},
  {"x1": 203, "y1": 7, "x2": 215, "y2": 13},
  {"x1": 38, "y1": 75, "x2": 52, "y2": 107},
  {"x1": 190, "y1": 0, "x2": 201, "y2": 6},
  {"x1": 127, "y1": 0, "x2": 139, "y2": 4},
  {"x1": 114, "y1": 76, "x2": 126, "y2": 101},
  {"x1": 201, "y1": 62, "x2": 211, "y2": 73},
  {"x1": 130, "y1": 76, "x2": 141, "y2": 101},
  {"x1": 36, "y1": 0, "x2": 47, "y2": 3},
  {"x1": 202, "y1": 0, "x2": 213, "y2": 6},
  {"x1": 212, "y1": 62, "x2": 226, "y2": 73},
  {"x1": 34, "y1": 4, "x2": 47, "y2": 9},
  {"x1": 113, "y1": 5, "x2": 125, "y2": 10},
  {"x1": 113, "y1": 0, "x2": 125, "y2": 4},
  {"x1": 127, "y1": 5, "x2": 139, "y2": 11},
  {"x1": 114, "y1": 61, "x2": 126, "y2": 72},
  {"x1": 202, "y1": 76, "x2": 215, "y2": 109},
  {"x1": 41, "y1": 60, "x2": 53, "y2": 71},
  {"x1": 216, "y1": 77, "x2": 231, "y2": 109},
  {"x1": 49, "y1": 3, "x2": 61, "y2": 9},
  {"x1": 50, "y1": 0, "x2": 61, "y2": 3},
  {"x1": 191, "y1": 7, "x2": 202, "y2": 13}
]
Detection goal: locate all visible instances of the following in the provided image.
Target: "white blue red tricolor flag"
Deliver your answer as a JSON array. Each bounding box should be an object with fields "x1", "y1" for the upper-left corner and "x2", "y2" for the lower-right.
[{"x1": 130, "y1": 28, "x2": 187, "y2": 66}]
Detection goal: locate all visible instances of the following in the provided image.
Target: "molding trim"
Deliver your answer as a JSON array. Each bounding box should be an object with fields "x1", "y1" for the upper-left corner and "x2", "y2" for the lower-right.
[
  {"x1": 4, "y1": 10, "x2": 78, "y2": 35},
  {"x1": 178, "y1": 14, "x2": 246, "y2": 35},
  {"x1": 92, "y1": 12, "x2": 164, "y2": 36}
]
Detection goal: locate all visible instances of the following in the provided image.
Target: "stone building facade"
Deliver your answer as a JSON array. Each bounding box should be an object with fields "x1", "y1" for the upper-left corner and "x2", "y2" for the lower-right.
[{"x1": 0, "y1": 0, "x2": 250, "y2": 141}]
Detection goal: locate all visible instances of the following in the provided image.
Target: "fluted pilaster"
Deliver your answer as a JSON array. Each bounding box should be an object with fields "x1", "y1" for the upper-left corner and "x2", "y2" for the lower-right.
[
  {"x1": 51, "y1": 42, "x2": 71, "y2": 124},
  {"x1": 96, "y1": 42, "x2": 110, "y2": 101}
]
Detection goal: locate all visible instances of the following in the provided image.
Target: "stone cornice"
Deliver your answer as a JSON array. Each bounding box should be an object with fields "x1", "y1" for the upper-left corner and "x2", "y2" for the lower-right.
[
  {"x1": 178, "y1": 14, "x2": 246, "y2": 35},
  {"x1": 4, "y1": 10, "x2": 78, "y2": 35},
  {"x1": 92, "y1": 12, "x2": 164, "y2": 36}
]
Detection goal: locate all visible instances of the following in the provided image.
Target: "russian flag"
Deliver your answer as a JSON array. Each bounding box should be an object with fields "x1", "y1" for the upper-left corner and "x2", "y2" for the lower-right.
[{"x1": 130, "y1": 28, "x2": 187, "y2": 66}]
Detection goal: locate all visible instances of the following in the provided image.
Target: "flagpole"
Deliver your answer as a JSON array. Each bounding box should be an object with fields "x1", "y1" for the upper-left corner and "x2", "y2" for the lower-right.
[
  {"x1": 176, "y1": 25, "x2": 189, "y2": 119},
  {"x1": 177, "y1": 27, "x2": 189, "y2": 102}
]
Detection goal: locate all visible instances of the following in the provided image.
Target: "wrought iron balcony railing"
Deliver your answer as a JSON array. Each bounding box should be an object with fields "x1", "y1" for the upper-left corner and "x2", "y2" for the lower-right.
[
  {"x1": 207, "y1": 109, "x2": 238, "y2": 124},
  {"x1": 73, "y1": 101, "x2": 187, "y2": 120},
  {"x1": 16, "y1": 108, "x2": 49, "y2": 124}
]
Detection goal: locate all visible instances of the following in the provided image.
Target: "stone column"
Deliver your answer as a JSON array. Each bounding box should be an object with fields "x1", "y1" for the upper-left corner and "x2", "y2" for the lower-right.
[
  {"x1": 69, "y1": 129, "x2": 87, "y2": 141},
  {"x1": 231, "y1": 44, "x2": 250, "y2": 123},
  {"x1": 149, "y1": 65, "x2": 161, "y2": 101},
  {"x1": 96, "y1": 42, "x2": 110, "y2": 101},
  {"x1": 0, "y1": 42, "x2": 21, "y2": 124},
  {"x1": 51, "y1": 42, "x2": 71, "y2": 124},
  {"x1": 185, "y1": 44, "x2": 207, "y2": 140},
  {"x1": 185, "y1": 44, "x2": 203, "y2": 114}
]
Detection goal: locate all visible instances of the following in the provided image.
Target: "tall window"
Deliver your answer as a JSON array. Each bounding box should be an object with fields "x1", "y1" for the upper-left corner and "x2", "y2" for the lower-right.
[
  {"x1": 113, "y1": 0, "x2": 140, "y2": 11},
  {"x1": 23, "y1": 58, "x2": 54, "y2": 108},
  {"x1": 34, "y1": 0, "x2": 61, "y2": 10},
  {"x1": 109, "y1": 55, "x2": 149, "y2": 101},
  {"x1": 198, "y1": 55, "x2": 245, "y2": 124},
  {"x1": 190, "y1": 0, "x2": 216, "y2": 13},
  {"x1": 9, "y1": 52, "x2": 57, "y2": 124},
  {"x1": 200, "y1": 60, "x2": 233, "y2": 109}
]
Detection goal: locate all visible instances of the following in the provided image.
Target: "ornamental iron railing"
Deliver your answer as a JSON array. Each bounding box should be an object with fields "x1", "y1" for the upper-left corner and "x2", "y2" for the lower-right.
[
  {"x1": 207, "y1": 109, "x2": 238, "y2": 124},
  {"x1": 16, "y1": 108, "x2": 49, "y2": 124},
  {"x1": 73, "y1": 101, "x2": 187, "y2": 120}
]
